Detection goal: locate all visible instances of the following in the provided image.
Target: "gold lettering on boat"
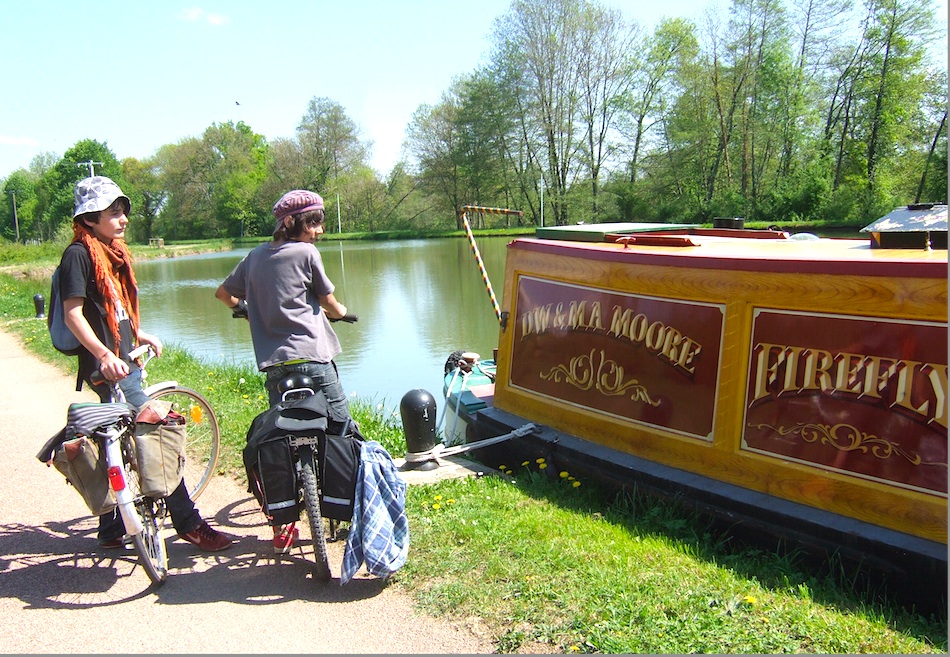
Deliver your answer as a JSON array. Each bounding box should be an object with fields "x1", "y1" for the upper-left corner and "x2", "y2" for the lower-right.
[
  {"x1": 520, "y1": 301, "x2": 704, "y2": 377},
  {"x1": 751, "y1": 342, "x2": 948, "y2": 430}
]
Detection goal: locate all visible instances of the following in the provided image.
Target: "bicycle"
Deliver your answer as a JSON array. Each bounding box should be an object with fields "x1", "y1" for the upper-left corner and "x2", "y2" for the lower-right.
[
  {"x1": 272, "y1": 374, "x2": 334, "y2": 581},
  {"x1": 243, "y1": 312, "x2": 359, "y2": 583},
  {"x1": 37, "y1": 345, "x2": 170, "y2": 585}
]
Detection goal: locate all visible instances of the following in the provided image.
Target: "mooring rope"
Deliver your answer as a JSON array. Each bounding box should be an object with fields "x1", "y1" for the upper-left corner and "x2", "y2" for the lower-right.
[{"x1": 404, "y1": 422, "x2": 538, "y2": 463}]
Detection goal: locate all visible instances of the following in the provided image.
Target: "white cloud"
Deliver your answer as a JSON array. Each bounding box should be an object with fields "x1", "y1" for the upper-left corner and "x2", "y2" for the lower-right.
[
  {"x1": 179, "y1": 8, "x2": 228, "y2": 25},
  {"x1": 0, "y1": 135, "x2": 38, "y2": 147}
]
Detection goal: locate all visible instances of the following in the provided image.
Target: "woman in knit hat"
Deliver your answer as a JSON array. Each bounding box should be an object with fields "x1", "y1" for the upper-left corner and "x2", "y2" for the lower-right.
[
  {"x1": 59, "y1": 176, "x2": 232, "y2": 552},
  {"x1": 215, "y1": 189, "x2": 352, "y2": 553}
]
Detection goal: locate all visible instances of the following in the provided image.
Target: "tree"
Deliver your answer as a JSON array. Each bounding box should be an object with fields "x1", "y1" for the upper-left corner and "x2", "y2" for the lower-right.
[
  {"x1": 296, "y1": 97, "x2": 369, "y2": 191},
  {"x1": 407, "y1": 97, "x2": 466, "y2": 224},
  {"x1": 0, "y1": 170, "x2": 37, "y2": 242},
  {"x1": 492, "y1": 0, "x2": 588, "y2": 225},
  {"x1": 122, "y1": 156, "x2": 166, "y2": 243},
  {"x1": 575, "y1": 3, "x2": 639, "y2": 219},
  {"x1": 157, "y1": 122, "x2": 267, "y2": 239},
  {"x1": 37, "y1": 140, "x2": 124, "y2": 242},
  {"x1": 859, "y1": 0, "x2": 938, "y2": 216}
]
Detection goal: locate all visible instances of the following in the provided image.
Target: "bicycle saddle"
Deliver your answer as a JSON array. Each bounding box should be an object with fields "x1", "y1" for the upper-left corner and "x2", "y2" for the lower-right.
[{"x1": 66, "y1": 402, "x2": 137, "y2": 435}]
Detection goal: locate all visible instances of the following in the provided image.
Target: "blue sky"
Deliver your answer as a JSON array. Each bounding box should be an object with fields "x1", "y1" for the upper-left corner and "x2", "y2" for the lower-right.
[{"x1": 1, "y1": 0, "x2": 946, "y2": 180}]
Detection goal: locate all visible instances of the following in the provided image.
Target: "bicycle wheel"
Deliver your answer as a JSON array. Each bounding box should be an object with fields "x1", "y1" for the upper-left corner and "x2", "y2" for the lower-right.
[
  {"x1": 122, "y1": 435, "x2": 169, "y2": 585},
  {"x1": 130, "y1": 500, "x2": 168, "y2": 585},
  {"x1": 149, "y1": 386, "x2": 220, "y2": 500},
  {"x1": 298, "y1": 446, "x2": 332, "y2": 582}
]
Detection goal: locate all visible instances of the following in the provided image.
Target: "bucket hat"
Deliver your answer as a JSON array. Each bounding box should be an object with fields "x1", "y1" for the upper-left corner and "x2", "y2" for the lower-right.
[
  {"x1": 272, "y1": 190, "x2": 324, "y2": 224},
  {"x1": 73, "y1": 176, "x2": 131, "y2": 218}
]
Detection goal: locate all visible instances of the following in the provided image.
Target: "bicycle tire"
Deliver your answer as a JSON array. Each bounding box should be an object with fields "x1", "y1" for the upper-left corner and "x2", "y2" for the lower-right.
[
  {"x1": 122, "y1": 434, "x2": 168, "y2": 585},
  {"x1": 131, "y1": 502, "x2": 168, "y2": 585},
  {"x1": 298, "y1": 447, "x2": 332, "y2": 582},
  {"x1": 148, "y1": 386, "x2": 220, "y2": 500}
]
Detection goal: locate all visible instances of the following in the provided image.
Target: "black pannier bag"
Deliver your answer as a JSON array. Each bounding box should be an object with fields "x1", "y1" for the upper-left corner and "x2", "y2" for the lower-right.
[
  {"x1": 243, "y1": 393, "x2": 330, "y2": 525},
  {"x1": 254, "y1": 435, "x2": 300, "y2": 525},
  {"x1": 317, "y1": 421, "x2": 363, "y2": 521}
]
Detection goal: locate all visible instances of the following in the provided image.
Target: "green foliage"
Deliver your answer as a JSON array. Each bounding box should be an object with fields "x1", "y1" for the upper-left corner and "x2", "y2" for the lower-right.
[
  {"x1": 401, "y1": 469, "x2": 947, "y2": 653},
  {"x1": 2, "y1": 0, "x2": 945, "y2": 238}
]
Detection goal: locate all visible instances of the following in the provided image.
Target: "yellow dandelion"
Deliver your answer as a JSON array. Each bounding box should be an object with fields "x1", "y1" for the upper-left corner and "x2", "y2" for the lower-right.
[
  {"x1": 447, "y1": 499, "x2": 456, "y2": 504},
  {"x1": 572, "y1": 481, "x2": 581, "y2": 487},
  {"x1": 432, "y1": 503, "x2": 441, "y2": 510},
  {"x1": 539, "y1": 463, "x2": 547, "y2": 469},
  {"x1": 535, "y1": 457, "x2": 545, "y2": 464},
  {"x1": 742, "y1": 595, "x2": 757, "y2": 606},
  {"x1": 559, "y1": 471, "x2": 569, "y2": 478},
  {"x1": 434, "y1": 494, "x2": 443, "y2": 501},
  {"x1": 500, "y1": 465, "x2": 508, "y2": 471},
  {"x1": 521, "y1": 461, "x2": 529, "y2": 467}
]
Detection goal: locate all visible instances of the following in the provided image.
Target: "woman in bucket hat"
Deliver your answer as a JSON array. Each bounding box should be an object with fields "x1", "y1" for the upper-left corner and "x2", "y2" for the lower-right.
[
  {"x1": 215, "y1": 189, "x2": 351, "y2": 554},
  {"x1": 58, "y1": 176, "x2": 232, "y2": 552}
]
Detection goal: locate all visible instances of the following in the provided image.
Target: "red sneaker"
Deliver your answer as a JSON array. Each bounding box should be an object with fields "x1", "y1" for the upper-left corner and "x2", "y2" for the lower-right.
[
  {"x1": 273, "y1": 523, "x2": 299, "y2": 554},
  {"x1": 179, "y1": 521, "x2": 232, "y2": 552}
]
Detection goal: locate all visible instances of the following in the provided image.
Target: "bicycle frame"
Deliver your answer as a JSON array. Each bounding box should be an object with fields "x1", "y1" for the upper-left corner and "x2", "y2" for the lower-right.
[{"x1": 99, "y1": 424, "x2": 144, "y2": 536}]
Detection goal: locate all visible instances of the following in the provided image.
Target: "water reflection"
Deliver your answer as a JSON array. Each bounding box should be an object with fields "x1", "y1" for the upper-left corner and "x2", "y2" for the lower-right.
[{"x1": 134, "y1": 237, "x2": 509, "y2": 413}]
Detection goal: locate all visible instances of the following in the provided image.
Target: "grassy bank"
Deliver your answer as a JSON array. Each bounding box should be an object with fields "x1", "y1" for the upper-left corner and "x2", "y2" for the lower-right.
[{"x1": 1, "y1": 264, "x2": 945, "y2": 653}]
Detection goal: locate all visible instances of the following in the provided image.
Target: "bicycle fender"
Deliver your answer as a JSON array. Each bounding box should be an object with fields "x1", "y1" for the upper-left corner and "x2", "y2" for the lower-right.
[{"x1": 144, "y1": 380, "x2": 180, "y2": 397}]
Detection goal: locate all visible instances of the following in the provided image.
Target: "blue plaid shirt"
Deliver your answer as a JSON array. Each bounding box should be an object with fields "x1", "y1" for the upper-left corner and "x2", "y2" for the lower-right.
[{"x1": 341, "y1": 441, "x2": 409, "y2": 585}]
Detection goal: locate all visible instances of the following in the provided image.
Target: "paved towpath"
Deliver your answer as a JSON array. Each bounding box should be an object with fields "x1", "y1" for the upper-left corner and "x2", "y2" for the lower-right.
[{"x1": 0, "y1": 327, "x2": 494, "y2": 654}]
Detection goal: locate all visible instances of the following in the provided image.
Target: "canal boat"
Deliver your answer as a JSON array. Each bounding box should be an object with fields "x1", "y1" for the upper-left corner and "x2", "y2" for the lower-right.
[{"x1": 444, "y1": 204, "x2": 948, "y2": 602}]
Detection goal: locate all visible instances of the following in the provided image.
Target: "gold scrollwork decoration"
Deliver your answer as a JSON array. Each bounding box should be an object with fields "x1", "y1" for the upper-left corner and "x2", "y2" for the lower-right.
[
  {"x1": 751, "y1": 422, "x2": 947, "y2": 469},
  {"x1": 540, "y1": 349, "x2": 660, "y2": 406}
]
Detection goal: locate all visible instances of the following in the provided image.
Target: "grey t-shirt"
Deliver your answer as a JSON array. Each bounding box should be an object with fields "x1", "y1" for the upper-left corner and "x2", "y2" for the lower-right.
[{"x1": 222, "y1": 240, "x2": 342, "y2": 370}]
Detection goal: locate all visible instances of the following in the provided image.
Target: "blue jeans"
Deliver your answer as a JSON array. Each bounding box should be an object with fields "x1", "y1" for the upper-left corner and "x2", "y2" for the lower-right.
[
  {"x1": 264, "y1": 360, "x2": 350, "y2": 419},
  {"x1": 91, "y1": 365, "x2": 201, "y2": 540}
]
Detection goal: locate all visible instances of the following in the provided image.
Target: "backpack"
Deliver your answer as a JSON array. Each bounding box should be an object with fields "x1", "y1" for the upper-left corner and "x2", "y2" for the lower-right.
[{"x1": 48, "y1": 265, "x2": 82, "y2": 356}]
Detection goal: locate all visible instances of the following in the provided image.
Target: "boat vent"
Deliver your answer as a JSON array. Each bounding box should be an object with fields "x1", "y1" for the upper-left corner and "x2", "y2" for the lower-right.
[{"x1": 861, "y1": 203, "x2": 948, "y2": 249}]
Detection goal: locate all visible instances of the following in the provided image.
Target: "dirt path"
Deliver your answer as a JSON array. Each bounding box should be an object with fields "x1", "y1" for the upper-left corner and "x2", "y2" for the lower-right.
[{"x1": 0, "y1": 327, "x2": 494, "y2": 654}]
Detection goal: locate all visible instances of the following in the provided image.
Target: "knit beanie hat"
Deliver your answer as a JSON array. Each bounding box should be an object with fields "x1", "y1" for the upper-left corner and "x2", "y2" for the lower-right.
[{"x1": 272, "y1": 190, "x2": 324, "y2": 228}]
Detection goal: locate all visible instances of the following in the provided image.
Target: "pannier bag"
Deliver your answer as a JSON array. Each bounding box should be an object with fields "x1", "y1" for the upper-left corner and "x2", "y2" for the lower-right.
[
  {"x1": 318, "y1": 423, "x2": 364, "y2": 521},
  {"x1": 133, "y1": 402, "x2": 187, "y2": 498},
  {"x1": 254, "y1": 436, "x2": 301, "y2": 525},
  {"x1": 53, "y1": 436, "x2": 117, "y2": 515},
  {"x1": 244, "y1": 393, "x2": 332, "y2": 525}
]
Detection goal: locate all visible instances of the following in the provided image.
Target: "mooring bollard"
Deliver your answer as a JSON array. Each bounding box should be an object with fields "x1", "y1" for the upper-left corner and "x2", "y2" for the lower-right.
[
  {"x1": 400, "y1": 388, "x2": 440, "y2": 471},
  {"x1": 33, "y1": 294, "x2": 45, "y2": 319}
]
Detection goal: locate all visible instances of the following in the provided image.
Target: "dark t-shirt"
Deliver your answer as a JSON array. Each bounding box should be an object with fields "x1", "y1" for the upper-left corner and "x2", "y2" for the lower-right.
[{"x1": 58, "y1": 242, "x2": 136, "y2": 387}]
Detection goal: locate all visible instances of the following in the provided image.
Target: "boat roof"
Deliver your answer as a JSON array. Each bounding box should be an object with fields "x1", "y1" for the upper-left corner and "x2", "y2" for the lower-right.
[
  {"x1": 515, "y1": 223, "x2": 948, "y2": 278},
  {"x1": 861, "y1": 204, "x2": 947, "y2": 233}
]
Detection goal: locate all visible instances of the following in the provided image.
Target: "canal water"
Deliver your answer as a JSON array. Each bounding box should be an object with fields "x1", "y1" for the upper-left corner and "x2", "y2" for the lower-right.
[{"x1": 134, "y1": 237, "x2": 509, "y2": 415}]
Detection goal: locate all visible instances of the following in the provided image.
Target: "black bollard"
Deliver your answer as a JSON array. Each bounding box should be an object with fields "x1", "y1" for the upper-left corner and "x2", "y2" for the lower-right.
[
  {"x1": 400, "y1": 389, "x2": 439, "y2": 471},
  {"x1": 33, "y1": 294, "x2": 45, "y2": 319}
]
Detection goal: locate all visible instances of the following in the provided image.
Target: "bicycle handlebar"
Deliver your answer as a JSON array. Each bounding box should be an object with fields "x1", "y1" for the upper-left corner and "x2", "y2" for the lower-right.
[
  {"x1": 89, "y1": 344, "x2": 153, "y2": 387},
  {"x1": 229, "y1": 299, "x2": 356, "y2": 324}
]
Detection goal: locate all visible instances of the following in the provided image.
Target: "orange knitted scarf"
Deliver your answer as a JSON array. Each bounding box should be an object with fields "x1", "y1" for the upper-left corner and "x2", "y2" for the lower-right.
[{"x1": 72, "y1": 225, "x2": 140, "y2": 355}]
